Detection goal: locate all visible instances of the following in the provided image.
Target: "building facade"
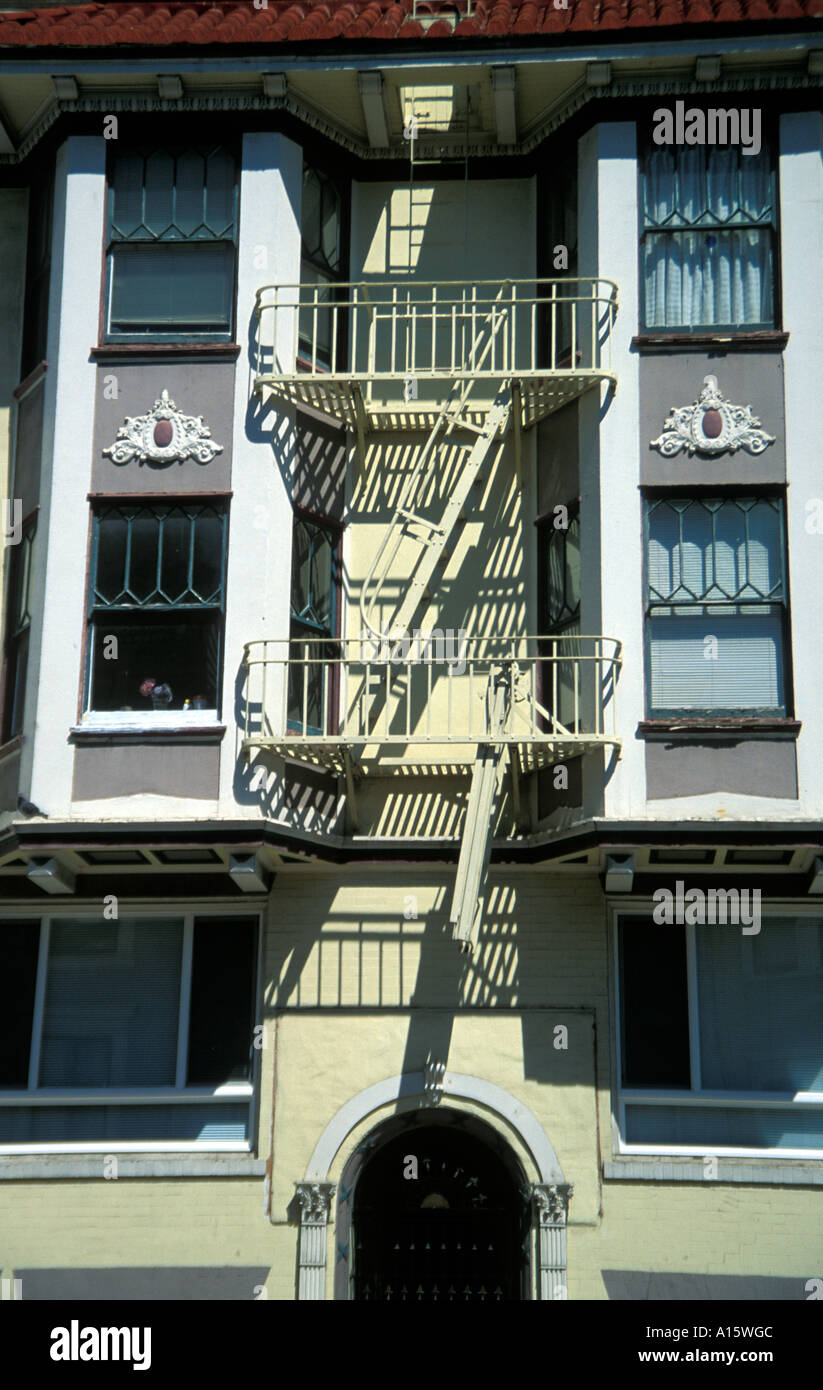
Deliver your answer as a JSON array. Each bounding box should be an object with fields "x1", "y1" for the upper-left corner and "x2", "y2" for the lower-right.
[{"x1": 0, "y1": 0, "x2": 822, "y2": 1301}]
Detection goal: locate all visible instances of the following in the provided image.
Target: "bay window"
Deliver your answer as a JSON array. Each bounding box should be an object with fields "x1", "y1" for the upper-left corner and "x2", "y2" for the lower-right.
[
  {"x1": 644, "y1": 495, "x2": 789, "y2": 717},
  {"x1": 0, "y1": 913, "x2": 259, "y2": 1150},
  {"x1": 640, "y1": 140, "x2": 777, "y2": 332},
  {"x1": 616, "y1": 914, "x2": 823, "y2": 1154},
  {"x1": 106, "y1": 145, "x2": 237, "y2": 340},
  {"x1": 83, "y1": 500, "x2": 228, "y2": 724}
]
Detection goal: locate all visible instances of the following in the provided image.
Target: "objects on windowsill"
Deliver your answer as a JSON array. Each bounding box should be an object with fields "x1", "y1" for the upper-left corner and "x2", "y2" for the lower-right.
[
  {"x1": 192, "y1": 695, "x2": 208, "y2": 710},
  {"x1": 139, "y1": 677, "x2": 174, "y2": 709}
]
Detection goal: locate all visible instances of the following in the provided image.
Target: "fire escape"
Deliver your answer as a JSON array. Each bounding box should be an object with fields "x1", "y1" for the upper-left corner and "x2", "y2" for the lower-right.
[{"x1": 246, "y1": 276, "x2": 622, "y2": 949}]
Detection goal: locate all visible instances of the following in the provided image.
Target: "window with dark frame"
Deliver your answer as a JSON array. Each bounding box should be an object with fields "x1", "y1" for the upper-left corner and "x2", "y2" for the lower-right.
[
  {"x1": 537, "y1": 504, "x2": 581, "y2": 733},
  {"x1": 640, "y1": 136, "x2": 777, "y2": 333},
  {"x1": 1, "y1": 516, "x2": 36, "y2": 744},
  {"x1": 84, "y1": 501, "x2": 228, "y2": 718},
  {"x1": 299, "y1": 163, "x2": 345, "y2": 370},
  {"x1": 617, "y1": 914, "x2": 823, "y2": 1151},
  {"x1": 0, "y1": 914, "x2": 258, "y2": 1146},
  {"x1": 20, "y1": 156, "x2": 55, "y2": 378},
  {"x1": 105, "y1": 145, "x2": 238, "y2": 340},
  {"x1": 287, "y1": 508, "x2": 341, "y2": 735},
  {"x1": 644, "y1": 494, "x2": 790, "y2": 718}
]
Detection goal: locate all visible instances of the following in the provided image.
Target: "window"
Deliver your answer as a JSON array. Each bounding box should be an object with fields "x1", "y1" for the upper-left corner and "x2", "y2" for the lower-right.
[
  {"x1": 644, "y1": 495, "x2": 789, "y2": 717},
  {"x1": 106, "y1": 146, "x2": 237, "y2": 339},
  {"x1": 538, "y1": 504, "x2": 581, "y2": 731},
  {"x1": 288, "y1": 509, "x2": 340, "y2": 734},
  {"x1": 616, "y1": 914, "x2": 823, "y2": 1154},
  {"x1": 84, "y1": 501, "x2": 228, "y2": 724},
  {"x1": 1, "y1": 516, "x2": 35, "y2": 743},
  {"x1": 640, "y1": 140, "x2": 776, "y2": 331},
  {"x1": 300, "y1": 164, "x2": 345, "y2": 369},
  {"x1": 21, "y1": 155, "x2": 54, "y2": 377},
  {"x1": 0, "y1": 913, "x2": 259, "y2": 1150}
]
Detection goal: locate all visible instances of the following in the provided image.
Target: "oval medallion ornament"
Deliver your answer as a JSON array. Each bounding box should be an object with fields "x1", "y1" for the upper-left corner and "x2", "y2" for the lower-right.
[
  {"x1": 701, "y1": 408, "x2": 723, "y2": 439},
  {"x1": 102, "y1": 389, "x2": 223, "y2": 468},
  {"x1": 650, "y1": 375, "x2": 775, "y2": 458}
]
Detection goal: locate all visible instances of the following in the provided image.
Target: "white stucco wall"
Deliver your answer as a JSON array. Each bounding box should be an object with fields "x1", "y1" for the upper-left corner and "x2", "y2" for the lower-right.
[{"x1": 24, "y1": 138, "x2": 105, "y2": 816}]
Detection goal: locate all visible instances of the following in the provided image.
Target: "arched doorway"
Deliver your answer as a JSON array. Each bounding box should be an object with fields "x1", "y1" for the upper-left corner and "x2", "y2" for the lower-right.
[{"x1": 351, "y1": 1112, "x2": 530, "y2": 1301}]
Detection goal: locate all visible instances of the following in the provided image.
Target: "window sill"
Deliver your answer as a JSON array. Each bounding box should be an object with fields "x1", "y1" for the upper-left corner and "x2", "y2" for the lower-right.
[
  {"x1": 604, "y1": 1157, "x2": 823, "y2": 1185},
  {"x1": 0, "y1": 1154, "x2": 264, "y2": 1179},
  {"x1": 71, "y1": 718, "x2": 225, "y2": 743},
  {"x1": 632, "y1": 331, "x2": 788, "y2": 352},
  {"x1": 638, "y1": 718, "x2": 801, "y2": 740},
  {"x1": 91, "y1": 343, "x2": 241, "y2": 361}
]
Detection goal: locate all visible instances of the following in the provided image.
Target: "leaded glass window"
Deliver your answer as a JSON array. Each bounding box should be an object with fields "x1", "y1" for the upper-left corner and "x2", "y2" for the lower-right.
[
  {"x1": 641, "y1": 141, "x2": 776, "y2": 331},
  {"x1": 1, "y1": 517, "x2": 35, "y2": 742},
  {"x1": 85, "y1": 502, "x2": 228, "y2": 716},
  {"x1": 288, "y1": 511, "x2": 340, "y2": 733},
  {"x1": 106, "y1": 146, "x2": 237, "y2": 338},
  {"x1": 645, "y1": 495, "x2": 789, "y2": 716},
  {"x1": 300, "y1": 165, "x2": 344, "y2": 368}
]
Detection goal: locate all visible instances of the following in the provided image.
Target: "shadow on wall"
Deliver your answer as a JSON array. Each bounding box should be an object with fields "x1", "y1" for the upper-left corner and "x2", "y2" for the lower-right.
[
  {"x1": 602, "y1": 1271, "x2": 813, "y2": 1301},
  {"x1": 265, "y1": 873, "x2": 601, "y2": 1087}
]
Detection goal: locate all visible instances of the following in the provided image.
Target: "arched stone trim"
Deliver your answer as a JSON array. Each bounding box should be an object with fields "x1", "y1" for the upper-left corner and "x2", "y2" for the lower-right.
[
  {"x1": 296, "y1": 1065, "x2": 570, "y2": 1300},
  {"x1": 305, "y1": 1066, "x2": 566, "y2": 1184}
]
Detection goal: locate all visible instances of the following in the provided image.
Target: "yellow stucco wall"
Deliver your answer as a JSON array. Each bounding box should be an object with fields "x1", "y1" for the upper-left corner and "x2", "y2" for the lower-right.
[{"x1": 2, "y1": 869, "x2": 821, "y2": 1299}]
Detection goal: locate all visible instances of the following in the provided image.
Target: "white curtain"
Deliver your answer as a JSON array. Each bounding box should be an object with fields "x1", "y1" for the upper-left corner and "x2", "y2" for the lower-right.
[{"x1": 643, "y1": 145, "x2": 773, "y2": 329}]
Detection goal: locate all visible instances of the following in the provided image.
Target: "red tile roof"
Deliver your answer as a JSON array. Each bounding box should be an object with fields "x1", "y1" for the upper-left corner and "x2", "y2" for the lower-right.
[{"x1": 0, "y1": 0, "x2": 819, "y2": 47}]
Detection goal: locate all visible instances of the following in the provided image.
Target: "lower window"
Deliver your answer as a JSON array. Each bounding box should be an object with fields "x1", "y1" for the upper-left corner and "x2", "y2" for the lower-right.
[
  {"x1": 616, "y1": 913, "x2": 823, "y2": 1155},
  {"x1": 0, "y1": 913, "x2": 259, "y2": 1150}
]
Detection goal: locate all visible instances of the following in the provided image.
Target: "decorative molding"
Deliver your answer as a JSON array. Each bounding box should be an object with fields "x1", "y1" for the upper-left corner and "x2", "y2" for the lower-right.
[
  {"x1": 3, "y1": 65, "x2": 823, "y2": 165},
  {"x1": 650, "y1": 374, "x2": 775, "y2": 458},
  {"x1": 300, "y1": 1067, "x2": 568, "y2": 1302},
  {"x1": 102, "y1": 389, "x2": 223, "y2": 467},
  {"x1": 529, "y1": 1183, "x2": 574, "y2": 1300},
  {"x1": 295, "y1": 1181, "x2": 336, "y2": 1301},
  {"x1": 421, "y1": 1058, "x2": 446, "y2": 1107},
  {"x1": 304, "y1": 1068, "x2": 565, "y2": 1184}
]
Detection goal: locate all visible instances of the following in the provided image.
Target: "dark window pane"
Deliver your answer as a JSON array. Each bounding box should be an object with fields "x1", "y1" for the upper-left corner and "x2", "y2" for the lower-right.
[
  {"x1": 95, "y1": 513, "x2": 129, "y2": 603},
  {"x1": 619, "y1": 917, "x2": 691, "y2": 1087},
  {"x1": 90, "y1": 612, "x2": 221, "y2": 712},
  {"x1": 191, "y1": 511, "x2": 224, "y2": 601},
  {"x1": 175, "y1": 149, "x2": 206, "y2": 237},
  {"x1": 143, "y1": 150, "x2": 175, "y2": 236},
  {"x1": 111, "y1": 151, "x2": 145, "y2": 237},
  {"x1": 187, "y1": 917, "x2": 257, "y2": 1084},
  {"x1": 109, "y1": 243, "x2": 234, "y2": 332},
  {"x1": 159, "y1": 511, "x2": 190, "y2": 602},
  {"x1": 204, "y1": 148, "x2": 236, "y2": 235},
  {"x1": 0, "y1": 922, "x2": 40, "y2": 1086},
  {"x1": 3, "y1": 628, "x2": 30, "y2": 741},
  {"x1": 128, "y1": 512, "x2": 160, "y2": 600}
]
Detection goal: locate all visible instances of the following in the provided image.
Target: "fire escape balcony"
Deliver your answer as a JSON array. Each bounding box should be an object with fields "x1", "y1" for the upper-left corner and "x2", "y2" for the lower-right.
[
  {"x1": 241, "y1": 635, "x2": 622, "y2": 780},
  {"x1": 252, "y1": 277, "x2": 618, "y2": 436}
]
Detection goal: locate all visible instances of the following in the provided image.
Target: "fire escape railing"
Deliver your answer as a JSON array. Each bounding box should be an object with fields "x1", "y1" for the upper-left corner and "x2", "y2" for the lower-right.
[{"x1": 242, "y1": 634, "x2": 622, "y2": 774}]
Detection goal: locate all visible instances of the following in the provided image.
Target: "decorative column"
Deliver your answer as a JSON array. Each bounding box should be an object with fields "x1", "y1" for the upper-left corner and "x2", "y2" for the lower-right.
[
  {"x1": 295, "y1": 1182, "x2": 336, "y2": 1301},
  {"x1": 529, "y1": 1183, "x2": 573, "y2": 1300}
]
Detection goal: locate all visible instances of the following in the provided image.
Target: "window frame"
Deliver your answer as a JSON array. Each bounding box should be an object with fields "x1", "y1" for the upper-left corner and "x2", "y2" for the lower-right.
[
  {"x1": 287, "y1": 503, "x2": 344, "y2": 737},
  {"x1": 298, "y1": 159, "x2": 350, "y2": 374},
  {"x1": 103, "y1": 143, "x2": 239, "y2": 345},
  {"x1": 0, "y1": 905, "x2": 263, "y2": 1155},
  {"x1": 637, "y1": 123, "x2": 780, "y2": 335},
  {"x1": 80, "y1": 498, "x2": 229, "y2": 731},
  {"x1": 0, "y1": 512, "x2": 36, "y2": 745},
  {"x1": 642, "y1": 491, "x2": 792, "y2": 720},
  {"x1": 611, "y1": 904, "x2": 823, "y2": 1161}
]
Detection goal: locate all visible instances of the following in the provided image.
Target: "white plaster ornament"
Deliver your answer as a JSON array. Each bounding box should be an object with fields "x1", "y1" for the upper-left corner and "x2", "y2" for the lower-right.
[
  {"x1": 650, "y1": 375, "x2": 775, "y2": 458},
  {"x1": 103, "y1": 389, "x2": 223, "y2": 467}
]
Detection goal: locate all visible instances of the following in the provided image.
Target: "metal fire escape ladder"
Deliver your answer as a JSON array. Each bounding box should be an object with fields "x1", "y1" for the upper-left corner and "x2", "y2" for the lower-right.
[
  {"x1": 359, "y1": 283, "x2": 514, "y2": 643},
  {"x1": 450, "y1": 671, "x2": 511, "y2": 953}
]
